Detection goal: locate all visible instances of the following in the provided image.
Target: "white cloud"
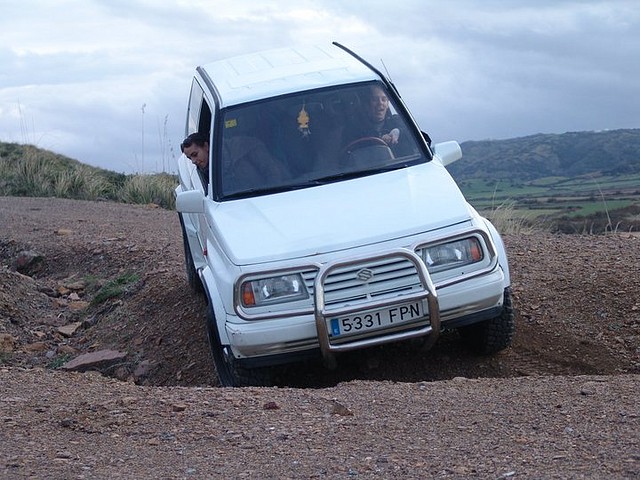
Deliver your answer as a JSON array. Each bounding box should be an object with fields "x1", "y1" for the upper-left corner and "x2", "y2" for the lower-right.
[{"x1": 0, "y1": 0, "x2": 638, "y2": 172}]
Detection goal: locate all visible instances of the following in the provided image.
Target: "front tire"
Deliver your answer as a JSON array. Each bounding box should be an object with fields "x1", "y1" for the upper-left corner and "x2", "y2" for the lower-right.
[
  {"x1": 178, "y1": 214, "x2": 203, "y2": 295},
  {"x1": 458, "y1": 287, "x2": 515, "y2": 354},
  {"x1": 205, "y1": 306, "x2": 271, "y2": 387}
]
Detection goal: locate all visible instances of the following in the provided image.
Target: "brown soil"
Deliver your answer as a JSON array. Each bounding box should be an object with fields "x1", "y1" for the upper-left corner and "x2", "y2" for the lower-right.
[{"x1": 1, "y1": 196, "x2": 638, "y2": 478}]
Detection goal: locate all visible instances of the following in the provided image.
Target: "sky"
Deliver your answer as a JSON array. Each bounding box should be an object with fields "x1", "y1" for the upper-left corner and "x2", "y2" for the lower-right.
[{"x1": 1, "y1": 0, "x2": 638, "y2": 174}]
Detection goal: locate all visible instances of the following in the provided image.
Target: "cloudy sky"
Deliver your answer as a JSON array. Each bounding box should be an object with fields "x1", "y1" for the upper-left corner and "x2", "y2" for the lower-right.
[{"x1": 1, "y1": 0, "x2": 638, "y2": 174}]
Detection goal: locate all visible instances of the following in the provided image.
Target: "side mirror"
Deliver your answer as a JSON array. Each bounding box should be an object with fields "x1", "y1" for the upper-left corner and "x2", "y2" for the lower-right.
[
  {"x1": 176, "y1": 189, "x2": 205, "y2": 214},
  {"x1": 432, "y1": 141, "x2": 462, "y2": 167}
]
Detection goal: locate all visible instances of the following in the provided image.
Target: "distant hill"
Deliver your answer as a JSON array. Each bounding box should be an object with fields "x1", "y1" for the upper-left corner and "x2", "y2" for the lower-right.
[{"x1": 448, "y1": 128, "x2": 640, "y2": 181}]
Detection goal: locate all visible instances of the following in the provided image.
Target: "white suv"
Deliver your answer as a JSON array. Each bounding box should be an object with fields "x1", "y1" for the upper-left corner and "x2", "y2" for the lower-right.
[{"x1": 175, "y1": 43, "x2": 515, "y2": 386}]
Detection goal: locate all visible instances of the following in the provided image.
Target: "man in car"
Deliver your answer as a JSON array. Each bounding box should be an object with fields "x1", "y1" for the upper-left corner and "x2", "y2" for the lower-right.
[
  {"x1": 343, "y1": 84, "x2": 413, "y2": 157},
  {"x1": 180, "y1": 132, "x2": 210, "y2": 189}
]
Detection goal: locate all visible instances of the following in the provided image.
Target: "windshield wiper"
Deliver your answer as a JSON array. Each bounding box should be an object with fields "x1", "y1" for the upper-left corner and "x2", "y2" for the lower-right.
[
  {"x1": 314, "y1": 164, "x2": 406, "y2": 184},
  {"x1": 223, "y1": 185, "x2": 293, "y2": 200},
  {"x1": 312, "y1": 171, "x2": 368, "y2": 184},
  {"x1": 222, "y1": 162, "x2": 417, "y2": 199}
]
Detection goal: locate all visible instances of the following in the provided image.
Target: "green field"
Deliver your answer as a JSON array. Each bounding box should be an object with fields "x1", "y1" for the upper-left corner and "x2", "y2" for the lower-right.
[{"x1": 456, "y1": 173, "x2": 640, "y2": 233}]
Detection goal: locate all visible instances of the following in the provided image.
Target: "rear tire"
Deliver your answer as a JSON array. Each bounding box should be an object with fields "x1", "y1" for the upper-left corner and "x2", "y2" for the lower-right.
[
  {"x1": 458, "y1": 287, "x2": 515, "y2": 355},
  {"x1": 205, "y1": 306, "x2": 271, "y2": 387}
]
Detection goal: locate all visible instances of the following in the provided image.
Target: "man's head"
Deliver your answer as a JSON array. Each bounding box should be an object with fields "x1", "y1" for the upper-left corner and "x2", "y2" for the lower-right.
[
  {"x1": 367, "y1": 85, "x2": 390, "y2": 123},
  {"x1": 181, "y1": 132, "x2": 210, "y2": 170}
]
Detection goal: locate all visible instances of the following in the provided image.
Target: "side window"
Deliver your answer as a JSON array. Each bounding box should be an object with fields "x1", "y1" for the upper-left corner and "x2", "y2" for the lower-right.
[
  {"x1": 185, "y1": 79, "x2": 214, "y2": 193},
  {"x1": 187, "y1": 79, "x2": 212, "y2": 137},
  {"x1": 199, "y1": 101, "x2": 211, "y2": 137},
  {"x1": 187, "y1": 80, "x2": 204, "y2": 135}
]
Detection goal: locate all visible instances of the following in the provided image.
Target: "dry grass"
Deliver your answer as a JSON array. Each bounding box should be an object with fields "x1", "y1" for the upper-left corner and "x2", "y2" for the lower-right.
[
  {"x1": 0, "y1": 142, "x2": 176, "y2": 209},
  {"x1": 483, "y1": 200, "x2": 542, "y2": 234}
]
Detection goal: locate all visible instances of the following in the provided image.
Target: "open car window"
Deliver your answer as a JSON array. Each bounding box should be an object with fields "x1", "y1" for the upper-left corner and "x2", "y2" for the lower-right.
[{"x1": 215, "y1": 81, "x2": 429, "y2": 200}]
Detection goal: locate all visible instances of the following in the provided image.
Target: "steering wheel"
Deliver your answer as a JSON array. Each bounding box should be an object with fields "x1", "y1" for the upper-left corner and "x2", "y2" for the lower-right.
[{"x1": 341, "y1": 136, "x2": 388, "y2": 155}]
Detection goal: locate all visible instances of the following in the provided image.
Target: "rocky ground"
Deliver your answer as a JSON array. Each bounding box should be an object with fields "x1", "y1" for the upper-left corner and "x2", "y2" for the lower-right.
[{"x1": 1, "y1": 196, "x2": 638, "y2": 478}]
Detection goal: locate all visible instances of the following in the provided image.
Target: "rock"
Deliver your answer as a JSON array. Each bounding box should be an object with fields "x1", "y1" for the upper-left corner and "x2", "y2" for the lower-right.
[
  {"x1": 114, "y1": 366, "x2": 131, "y2": 381},
  {"x1": 0, "y1": 333, "x2": 17, "y2": 353},
  {"x1": 62, "y1": 349, "x2": 128, "y2": 372},
  {"x1": 52, "y1": 298, "x2": 68, "y2": 308},
  {"x1": 67, "y1": 301, "x2": 90, "y2": 311},
  {"x1": 37, "y1": 285, "x2": 59, "y2": 297},
  {"x1": 64, "y1": 280, "x2": 87, "y2": 291},
  {"x1": 57, "y1": 286, "x2": 71, "y2": 296},
  {"x1": 59, "y1": 418, "x2": 77, "y2": 429},
  {"x1": 133, "y1": 360, "x2": 156, "y2": 380},
  {"x1": 327, "y1": 399, "x2": 354, "y2": 416},
  {"x1": 82, "y1": 316, "x2": 98, "y2": 328},
  {"x1": 23, "y1": 342, "x2": 48, "y2": 352},
  {"x1": 57, "y1": 344, "x2": 78, "y2": 355},
  {"x1": 580, "y1": 381, "x2": 607, "y2": 396},
  {"x1": 13, "y1": 250, "x2": 44, "y2": 275},
  {"x1": 57, "y1": 322, "x2": 82, "y2": 337}
]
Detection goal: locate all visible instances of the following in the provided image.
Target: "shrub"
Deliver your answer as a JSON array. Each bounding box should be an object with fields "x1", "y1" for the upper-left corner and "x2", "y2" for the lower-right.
[
  {"x1": 91, "y1": 272, "x2": 141, "y2": 306},
  {"x1": 0, "y1": 142, "x2": 177, "y2": 209},
  {"x1": 119, "y1": 173, "x2": 176, "y2": 209},
  {"x1": 485, "y1": 200, "x2": 540, "y2": 235},
  {"x1": 53, "y1": 166, "x2": 114, "y2": 200}
]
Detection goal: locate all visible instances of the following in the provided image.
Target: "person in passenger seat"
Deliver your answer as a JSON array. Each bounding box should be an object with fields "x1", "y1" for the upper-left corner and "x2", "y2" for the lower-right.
[
  {"x1": 180, "y1": 132, "x2": 210, "y2": 189},
  {"x1": 222, "y1": 135, "x2": 291, "y2": 194}
]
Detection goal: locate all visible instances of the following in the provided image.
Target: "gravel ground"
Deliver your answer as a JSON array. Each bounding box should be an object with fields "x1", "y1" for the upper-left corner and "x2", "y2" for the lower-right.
[
  {"x1": 2, "y1": 368, "x2": 638, "y2": 479},
  {"x1": 1, "y1": 196, "x2": 639, "y2": 479}
]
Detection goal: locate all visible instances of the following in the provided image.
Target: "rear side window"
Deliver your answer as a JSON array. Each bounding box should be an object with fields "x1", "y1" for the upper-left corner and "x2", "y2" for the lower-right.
[{"x1": 186, "y1": 80, "x2": 205, "y2": 135}]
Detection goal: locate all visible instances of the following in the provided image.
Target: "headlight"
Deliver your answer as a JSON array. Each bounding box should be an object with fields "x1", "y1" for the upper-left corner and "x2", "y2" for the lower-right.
[
  {"x1": 421, "y1": 237, "x2": 484, "y2": 273},
  {"x1": 240, "y1": 274, "x2": 308, "y2": 307}
]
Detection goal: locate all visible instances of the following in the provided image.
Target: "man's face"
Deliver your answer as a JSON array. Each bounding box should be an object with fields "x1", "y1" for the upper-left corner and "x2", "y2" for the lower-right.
[
  {"x1": 368, "y1": 87, "x2": 389, "y2": 122},
  {"x1": 183, "y1": 142, "x2": 209, "y2": 169}
]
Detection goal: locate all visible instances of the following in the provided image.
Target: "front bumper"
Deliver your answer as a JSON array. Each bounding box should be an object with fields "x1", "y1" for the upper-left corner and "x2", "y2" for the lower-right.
[{"x1": 225, "y1": 262, "x2": 505, "y2": 365}]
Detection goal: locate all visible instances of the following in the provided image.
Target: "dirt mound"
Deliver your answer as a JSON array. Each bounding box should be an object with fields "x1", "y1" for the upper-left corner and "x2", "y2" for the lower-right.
[{"x1": 1, "y1": 197, "x2": 638, "y2": 386}]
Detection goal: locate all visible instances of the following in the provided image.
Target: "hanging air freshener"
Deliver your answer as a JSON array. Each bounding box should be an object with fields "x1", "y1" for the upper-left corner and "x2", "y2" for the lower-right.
[{"x1": 297, "y1": 103, "x2": 310, "y2": 138}]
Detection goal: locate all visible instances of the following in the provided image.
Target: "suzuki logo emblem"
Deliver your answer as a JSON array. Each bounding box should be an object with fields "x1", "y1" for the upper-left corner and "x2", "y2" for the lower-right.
[{"x1": 356, "y1": 268, "x2": 374, "y2": 283}]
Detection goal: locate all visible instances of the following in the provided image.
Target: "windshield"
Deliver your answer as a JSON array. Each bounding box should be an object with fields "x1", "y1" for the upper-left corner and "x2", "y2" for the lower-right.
[{"x1": 216, "y1": 81, "x2": 429, "y2": 200}]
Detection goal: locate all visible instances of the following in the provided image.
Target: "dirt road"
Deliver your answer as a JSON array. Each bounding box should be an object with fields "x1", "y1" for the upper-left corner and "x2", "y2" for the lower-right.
[{"x1": 1, "y1": 197, "x2": 638, "y2": 478}]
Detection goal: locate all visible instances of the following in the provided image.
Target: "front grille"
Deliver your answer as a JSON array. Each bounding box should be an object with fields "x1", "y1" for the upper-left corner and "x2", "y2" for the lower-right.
[{"x1": 303, "y1": 256, "x2": 422, "y2": 307}]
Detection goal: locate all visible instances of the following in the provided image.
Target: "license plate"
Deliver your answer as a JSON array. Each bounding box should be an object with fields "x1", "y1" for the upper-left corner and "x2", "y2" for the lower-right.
[{"x1": 329, "y1": 301, "x2": 424, "y2": 338}]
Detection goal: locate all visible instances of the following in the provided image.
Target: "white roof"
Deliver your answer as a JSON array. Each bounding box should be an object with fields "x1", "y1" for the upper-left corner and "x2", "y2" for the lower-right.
[{"x1": 199, "y1": 44, "x2": 379, "y2": 107}]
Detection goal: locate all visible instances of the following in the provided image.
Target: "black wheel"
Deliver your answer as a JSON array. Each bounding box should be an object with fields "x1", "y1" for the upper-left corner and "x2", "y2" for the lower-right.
[
  {"x1": 178, "y1": 214, "x2": 203, "y2": 294},
  {"x1": 205, "y1": 306, "x2": 271, "y2": 387},
  {"x1": 458, "y1": 287, "x2": 515, "y2": 355}
]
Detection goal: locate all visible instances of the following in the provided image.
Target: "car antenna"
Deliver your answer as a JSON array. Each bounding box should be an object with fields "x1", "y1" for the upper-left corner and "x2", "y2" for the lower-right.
[
  {"x1": 332, "y1": 41, "x2": 397, "y2": 94},
  {"x1": 333, "y1": 42, "x2": 387, "y2": 81},
  {"x1": 380, "y1": 58, "x2": 393, "y2": 83}
]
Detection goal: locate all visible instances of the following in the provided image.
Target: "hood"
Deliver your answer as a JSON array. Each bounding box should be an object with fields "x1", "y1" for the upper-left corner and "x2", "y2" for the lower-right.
[{"x1": 211, "y1": 162, "x2": 471, "y2": 265}]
